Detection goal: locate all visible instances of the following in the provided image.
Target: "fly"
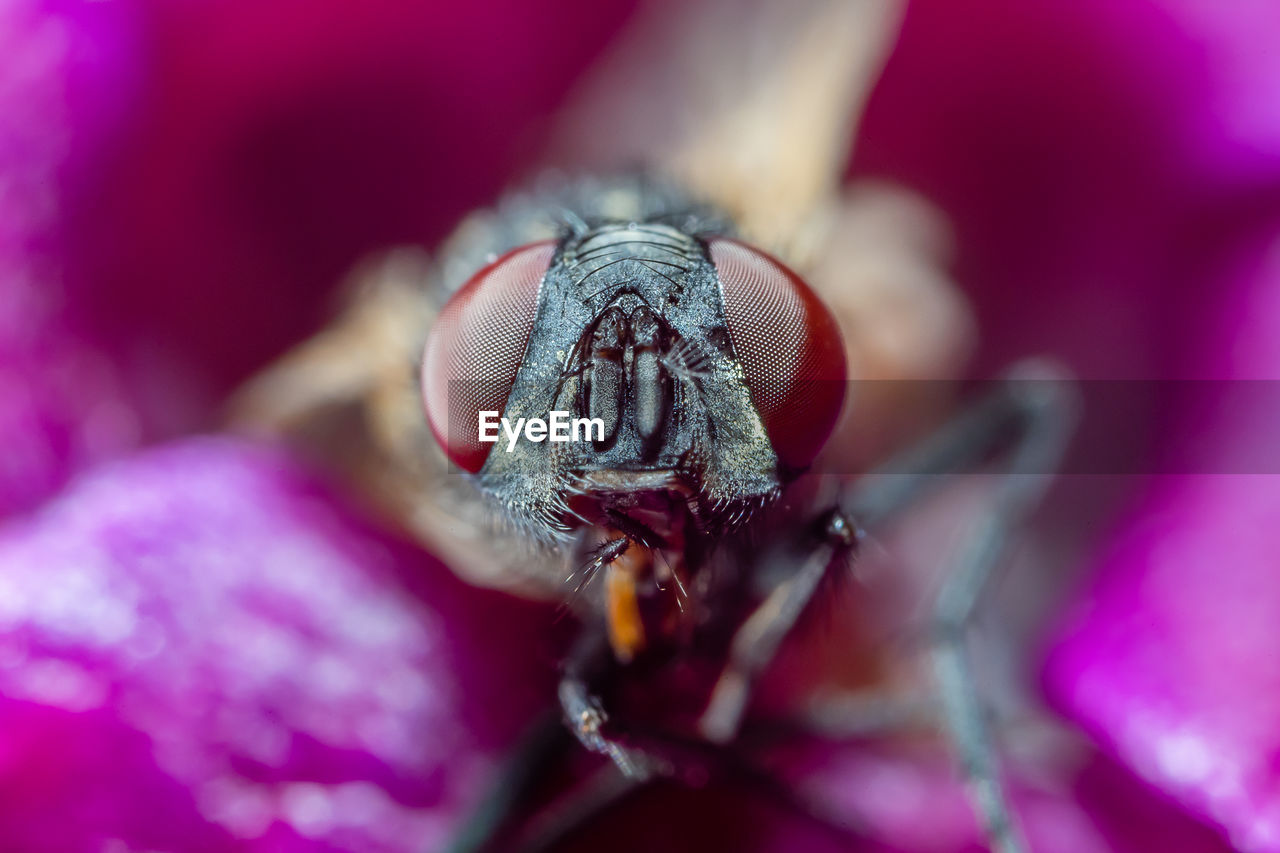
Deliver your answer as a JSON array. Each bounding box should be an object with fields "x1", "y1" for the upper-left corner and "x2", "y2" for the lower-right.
[
  {"x1": 412, "y1": 177, "x2": 1076, "y2": 853},
  {"x1": 231, "y1": 2, "x2": 1079, "y2": 851}
]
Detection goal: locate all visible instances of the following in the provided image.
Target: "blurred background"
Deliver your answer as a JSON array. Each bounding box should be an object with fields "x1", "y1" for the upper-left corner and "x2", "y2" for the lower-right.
[{"x1": 2, "y1": 0, "x2": 1280, "y2": 850}]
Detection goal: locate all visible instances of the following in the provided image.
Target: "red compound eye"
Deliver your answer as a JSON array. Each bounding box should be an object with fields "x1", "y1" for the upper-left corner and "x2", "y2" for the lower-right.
[
  {"x1": 709, "y1": 238, "x2": 847, "y2": 470},
  {"x1": 421, "y1": 241, "x2": 555, "y2": 473}
]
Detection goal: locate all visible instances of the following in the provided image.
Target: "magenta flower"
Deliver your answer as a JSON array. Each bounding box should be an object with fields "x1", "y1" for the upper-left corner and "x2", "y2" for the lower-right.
[{"x1": 2, "y1": 0, "x2": 1278, "y2": 850}]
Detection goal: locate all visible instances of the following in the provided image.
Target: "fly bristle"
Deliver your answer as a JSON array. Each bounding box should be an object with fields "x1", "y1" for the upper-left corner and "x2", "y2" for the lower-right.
[{"x1": 661, "y1": 337, "x2": 715, "y2": 382}]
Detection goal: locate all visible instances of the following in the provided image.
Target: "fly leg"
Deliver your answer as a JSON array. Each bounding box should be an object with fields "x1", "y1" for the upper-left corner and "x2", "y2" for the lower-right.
[
  {"x1": 557, "y1": 627, "x2": 656, "y2": 780},
  {"x1": 445, "y1": 629, "x2": 650, "y2": 853},
  {"x1": 916, "y1": 377, "x2": 1074, "y2": 853},
  {"x1": 699, "y1": 507, "x2": 861, "y2": 743},
  {"x1": 699, "y1": 361, "x2": 1076, "y2": 853}
]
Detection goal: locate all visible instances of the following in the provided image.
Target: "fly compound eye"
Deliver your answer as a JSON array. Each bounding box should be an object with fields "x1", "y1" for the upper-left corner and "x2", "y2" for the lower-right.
[
  {"x1": 709, "y1": 237, "x2": 847, "y2": 470},
  {"x1": 421, "y1": 241, "x2": 556, "y2": 472}
]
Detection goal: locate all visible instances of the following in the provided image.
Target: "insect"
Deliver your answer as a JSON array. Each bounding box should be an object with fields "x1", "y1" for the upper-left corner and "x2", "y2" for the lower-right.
[
  {"x1": 232, "y1": 1, "x2": 1078, "y2": 850},
  {"x1": 411, "y1": 175, "x2": 1074, "y2": 853}
]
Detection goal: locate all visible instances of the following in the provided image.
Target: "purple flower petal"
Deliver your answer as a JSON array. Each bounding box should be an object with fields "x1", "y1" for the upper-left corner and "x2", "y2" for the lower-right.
[
  {"x1": 857, "y1": 0, "x2": 1280, "y2": 380},
  {"x1": 1045, "y1": 225, "x2": 1280, "y2": 849},
  {"x1": 67, "y1": 0, "x2": 637, "y2": 398},
  {"x1": 857, "y1": 8, "x2": 1280, "y2": 842},
  {"x1": 1047, "y1": 475, "x2": 1280, "y2": 851},
  {"x1": 0, "y1": 438, "x2": 560, "y2": 850},
  {"x1": 759, "y1": 739, "x2": 1231, "y2": 853},
  {"x1": 0, "y1": 0, "x2": 150, "y2": 516},
  {"x1": 1156, "y1": 0, "x2": 1280, "y2": 181},
  {"x1": 2, "y1": 0, "x2": 638, "y2": 518}
]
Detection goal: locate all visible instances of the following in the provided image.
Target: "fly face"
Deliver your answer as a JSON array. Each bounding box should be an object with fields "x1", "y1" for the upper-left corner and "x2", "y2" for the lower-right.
[
  {"x1": 422, "y1": 219, "x2": 847, "y2": 545},
  {"x1": 422, "y1": 205, "x2": 846, "y2": 662}
]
